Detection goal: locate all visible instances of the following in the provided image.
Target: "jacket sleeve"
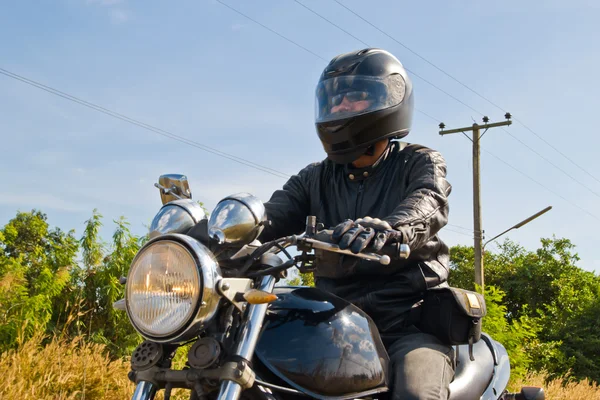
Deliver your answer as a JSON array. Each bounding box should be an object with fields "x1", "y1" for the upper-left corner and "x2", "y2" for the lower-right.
[
  {"x1": 383, "y1": 146, "x2": 452, "y2": 251},
  {"x1": 259, "y1": 163, "x2": 317, "y2": 242}
]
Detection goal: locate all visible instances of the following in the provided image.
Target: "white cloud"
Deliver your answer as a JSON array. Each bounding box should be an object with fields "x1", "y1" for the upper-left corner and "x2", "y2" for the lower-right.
[
  {"x1": 110, "y1": 9, "x2": 129, "y2": 24},
  {"x1": 85, "y1": 0, "x2": 129, "y2": 24}
]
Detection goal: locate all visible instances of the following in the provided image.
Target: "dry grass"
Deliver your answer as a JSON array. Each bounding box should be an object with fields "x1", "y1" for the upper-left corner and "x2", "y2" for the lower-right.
[
  {"x1": 509, "y1": 372, "x2": 600, "y2": 400},
  {"x1": 0, "y1": 332, "x2": 133, "y2": 399},
  {"x1": 0, "y1": 333, "x2": 191, "y2": 400},
  {"x1": 2, "y1": 334, "x2": 599, "y2": 400}
]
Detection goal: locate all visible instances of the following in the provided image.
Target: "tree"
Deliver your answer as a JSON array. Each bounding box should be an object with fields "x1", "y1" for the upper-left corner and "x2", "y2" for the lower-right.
[
  {"x1": 286, "y1": 272, "x2": 315, "y2": 287},
  {"x1": 448, "y1": 237, "x2": 600, "y2": 383},
  {"x1": 76, "y1": 211, "x2": 143, "y2": 356},
  {"x1": 0, "y1": 209, "x2": 144, "y2": 356},
  {"x1": 0, "y1": 210, "x2": 78, "y2": 350}
]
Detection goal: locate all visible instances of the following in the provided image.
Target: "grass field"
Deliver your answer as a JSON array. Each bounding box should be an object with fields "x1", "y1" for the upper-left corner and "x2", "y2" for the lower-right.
[{"x1": 1, "y1": 334, "x2": 598, "y2": 399}]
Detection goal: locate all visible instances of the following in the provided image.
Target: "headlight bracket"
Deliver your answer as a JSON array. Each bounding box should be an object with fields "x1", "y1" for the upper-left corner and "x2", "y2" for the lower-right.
[{"x1": 217, "y1": 278, "x2": 254, "y2": 312}]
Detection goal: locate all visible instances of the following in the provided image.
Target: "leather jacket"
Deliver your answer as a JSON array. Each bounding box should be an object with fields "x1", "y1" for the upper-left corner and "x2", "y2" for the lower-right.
[
  {"x1": 261, "y1": 140, "x2": 452, "y2": 284},
  {"x1": 260, "y1": 140, "x2": 452, "y2": 338}
]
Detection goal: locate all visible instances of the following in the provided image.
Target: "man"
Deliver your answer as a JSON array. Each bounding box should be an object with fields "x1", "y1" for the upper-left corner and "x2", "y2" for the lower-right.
[{"x1": 260, "y1": 48, "x2": 454, "y2": 400}]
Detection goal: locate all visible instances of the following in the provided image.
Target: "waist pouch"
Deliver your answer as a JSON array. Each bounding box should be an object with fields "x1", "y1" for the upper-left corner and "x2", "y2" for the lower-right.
[{"x1": 416, "y1": 287, "x2": 487, "y2": 349}]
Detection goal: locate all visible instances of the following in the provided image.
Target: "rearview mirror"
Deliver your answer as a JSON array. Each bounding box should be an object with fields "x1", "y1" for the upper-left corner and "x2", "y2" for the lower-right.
[{"x1": 154, "y1": 174, "x2": 192, "y2": 205}]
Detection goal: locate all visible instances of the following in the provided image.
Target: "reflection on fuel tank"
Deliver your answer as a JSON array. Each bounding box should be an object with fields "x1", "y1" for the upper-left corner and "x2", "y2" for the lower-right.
[{"x1": 255, "y1": 287, "x2": 389, "y2": 397}]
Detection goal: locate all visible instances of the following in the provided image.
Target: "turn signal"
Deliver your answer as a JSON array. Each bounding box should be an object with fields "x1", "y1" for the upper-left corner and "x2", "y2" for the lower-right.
[{"x1": 243, "y1": 289, "x2": 278, "y2": 304}]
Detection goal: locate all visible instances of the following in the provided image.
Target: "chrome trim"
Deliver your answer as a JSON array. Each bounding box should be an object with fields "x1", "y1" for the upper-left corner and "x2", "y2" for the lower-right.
[
  {"x1": 217, "y1": 380, "x2": 243, "y2": 400},
  {"x1": 217, "y1": 275, "x2": 276, "y2": 400},
  {"x1": 149, "y1": 199, "x2": 207, "y2": 239},
  {"x1": 229, "y1": 242, "x2": 261, "y2": 260},
  {"x1": 113, "y1": 298, "x2": 126, "y2": 311},
  {"x1": 131, "y1": 381, "x2": 157, "y2": 400},
  {"x1": 207, "y1": 193, "x2": 266, "y2": 246},
  {"x1": 125, "y1": 234, "x2": 222, "y2": 343},
  {"x1": 225, "y1": 193, "x2": 266, "y2": 225},
  {"x1": 235, "y1": 275, "x2": 276, "y2": 360}
]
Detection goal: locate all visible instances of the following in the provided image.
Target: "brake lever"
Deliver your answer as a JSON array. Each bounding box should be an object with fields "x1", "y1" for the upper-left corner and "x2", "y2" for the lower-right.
[
  {"x1": 302, "y1": 238, "x2": 392, "y2": 265},
  {"x1": 292, "y1": 216, "x2": 411, "y2": 265}
]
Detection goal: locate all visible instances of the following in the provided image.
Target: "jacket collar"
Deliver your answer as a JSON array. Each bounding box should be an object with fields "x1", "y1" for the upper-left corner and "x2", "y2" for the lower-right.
[{"x1": 343, "y1": 140, "x2": 398, "y2": 182}]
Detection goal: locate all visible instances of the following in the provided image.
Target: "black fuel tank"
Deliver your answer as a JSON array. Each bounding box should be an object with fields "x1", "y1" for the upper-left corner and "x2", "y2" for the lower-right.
[{"x1": 255, "y1": 286, "x2": 389, "y2": 398}]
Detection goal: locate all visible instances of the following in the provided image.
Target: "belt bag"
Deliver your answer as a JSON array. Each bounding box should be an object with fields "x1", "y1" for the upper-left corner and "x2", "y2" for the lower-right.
[{"x1": 416, "y1": 287, "x2": 487, "y2": 349}]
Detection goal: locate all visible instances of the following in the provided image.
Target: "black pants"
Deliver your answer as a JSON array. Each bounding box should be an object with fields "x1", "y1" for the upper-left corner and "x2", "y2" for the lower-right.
[{"x1": 384, "y1": 327, "x2": 455, "y2": 400}]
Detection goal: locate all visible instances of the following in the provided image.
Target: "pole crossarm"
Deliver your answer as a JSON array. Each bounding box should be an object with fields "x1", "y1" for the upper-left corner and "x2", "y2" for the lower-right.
[{"x1": 439, "y1": 120, "x2": 512, "y2": 135}]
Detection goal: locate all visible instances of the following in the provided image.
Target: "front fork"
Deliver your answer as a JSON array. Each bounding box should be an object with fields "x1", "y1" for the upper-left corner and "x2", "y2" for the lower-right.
[
  {"x1": 216, "y1": 275, "x2": 276, "y2": 400},
  {"x1": 132, "y1": 381, "x2": 157, "y2": 400},
  {"x1": 130, "y1": 275, "x2": 276, "y2": 400}
]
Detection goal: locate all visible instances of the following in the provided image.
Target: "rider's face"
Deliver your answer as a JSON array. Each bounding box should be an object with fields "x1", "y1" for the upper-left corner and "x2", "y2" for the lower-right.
[{"x1": 330, "y1": 92, "x2": 371, "y2": 114}]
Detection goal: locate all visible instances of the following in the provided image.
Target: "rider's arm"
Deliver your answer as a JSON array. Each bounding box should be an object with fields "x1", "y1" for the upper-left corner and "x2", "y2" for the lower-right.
[
  {"x1": 383, "y1": 146, "x2": 452, "y2": 250},
  {"x1": 260, "y1": 163, "x2": 317, "y2": 242}
]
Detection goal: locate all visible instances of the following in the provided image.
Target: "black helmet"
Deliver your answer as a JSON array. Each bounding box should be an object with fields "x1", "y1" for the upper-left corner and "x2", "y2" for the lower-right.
[{"x1": 315, "y1": 48, "x2": 414, "y2": 164}]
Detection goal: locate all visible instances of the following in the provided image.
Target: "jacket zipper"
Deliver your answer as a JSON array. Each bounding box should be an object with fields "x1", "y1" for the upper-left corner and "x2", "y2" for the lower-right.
[{"x1": 355, "y1": 181, "x2": 364, "y2": 219}]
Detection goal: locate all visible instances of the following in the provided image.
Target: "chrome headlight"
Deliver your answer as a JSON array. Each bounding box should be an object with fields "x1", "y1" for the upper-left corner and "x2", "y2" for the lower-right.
[
  {"x1": 125, "y1": 234, "x2": 222, "y2": 343},
  {"x1": 149, "y1": 199, "x2": 207, "y2": 239},
  {"x1": 207, "y1": 193, "x2": 266, "y2": 246}
]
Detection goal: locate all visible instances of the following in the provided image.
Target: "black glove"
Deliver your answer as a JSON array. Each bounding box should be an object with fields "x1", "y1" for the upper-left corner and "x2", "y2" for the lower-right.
[{"x1": 331, "y1": 217, "x2": 404, "y2": 254}]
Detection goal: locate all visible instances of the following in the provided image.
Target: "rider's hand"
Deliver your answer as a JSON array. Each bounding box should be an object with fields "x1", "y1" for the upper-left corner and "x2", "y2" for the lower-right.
[{"x1": 331, "y1": 217, "x2": 404, "y2": 254}]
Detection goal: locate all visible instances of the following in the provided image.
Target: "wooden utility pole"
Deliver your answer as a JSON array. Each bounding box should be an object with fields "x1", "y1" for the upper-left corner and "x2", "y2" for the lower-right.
[{"x1": 439, "y1": 113, "x2": 512, "y2": 291}]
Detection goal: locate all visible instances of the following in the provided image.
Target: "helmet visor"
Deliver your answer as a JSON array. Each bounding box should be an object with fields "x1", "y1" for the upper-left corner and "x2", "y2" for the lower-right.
[{"x1": 315, "y1": 74, "x2": 406, "y2": 123}]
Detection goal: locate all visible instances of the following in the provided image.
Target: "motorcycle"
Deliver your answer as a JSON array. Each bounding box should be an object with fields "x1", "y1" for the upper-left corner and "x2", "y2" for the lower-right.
[{"x1": 114, "y1": 174, "x2": 545, "y2": 400}]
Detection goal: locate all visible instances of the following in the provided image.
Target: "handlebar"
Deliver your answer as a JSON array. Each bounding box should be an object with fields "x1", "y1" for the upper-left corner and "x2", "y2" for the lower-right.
[
  {"x1": 234, "y1": 217, "x2": 412, "y2": 277},
  {"x1": 301, "y1": 237, "x2": 392, "y2": 265},
  {"x1": 297, "y1": 216, "x2": 410, "y2": 264}
]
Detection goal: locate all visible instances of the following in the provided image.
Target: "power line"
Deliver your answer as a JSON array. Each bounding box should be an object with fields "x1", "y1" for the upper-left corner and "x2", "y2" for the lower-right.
[
  {"x1": 293, "y1": 0, "x2": 369, "y2": 47},
  {"x1": 2, "y1": 66, "x2": 477, "y2": 232},
  {"x1": 214, "y1": 0, "x2": 600, "y2": 224},
  {"x1": 332, "y1": 0, "x2": 600, "y2": 185},
  {"x1": 447, "y1": 223, "x2": 473, "y2": 232},
  {"x1": 416, "y1": 109, "x2": 443, "y2": 124},
  {"x1": 482, "y1": 147, "x2": 600, "y2": 221},
  {"x1": 500, "y1": 127, "x2": 600, "y2": 199},
  {"x1": 514, "y1": 120, "x2": 600, "y2": 185},
  {"x1": 0, "y1": 68, "x2": 291, "y2": 180},
  {"x1": 216, "y1": 0, "x2": 327, "y2": 62},
  {"x1": 332, "y1": 0, "x2": 498, "y2": 106},
  {"x1": 444, "y1": 227, "x2": 473, "y2": 237},
  {"x1": 4, "y1": 3, "x2": 593, "y2": 232},
  {"x1": 298, "y1": 0, "x2": 600, "y2": 215},
  {"x1": 295, "y1": 0, "x2": 600, "y2": 198},
  {"x1": 291, "y1": 0, "x2": 485, "y2": 117},
  {"x1": 1, "y1": 67, "x2": 480, "y2": 237},
  {"x1": 217, "y1": 0, "x2": 440, "y2": 124}
]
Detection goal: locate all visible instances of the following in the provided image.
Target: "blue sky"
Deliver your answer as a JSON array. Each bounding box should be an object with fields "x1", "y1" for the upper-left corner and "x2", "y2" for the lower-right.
[{"x1": 1, "y1": 0, "x2": 599, "y2": 273}]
